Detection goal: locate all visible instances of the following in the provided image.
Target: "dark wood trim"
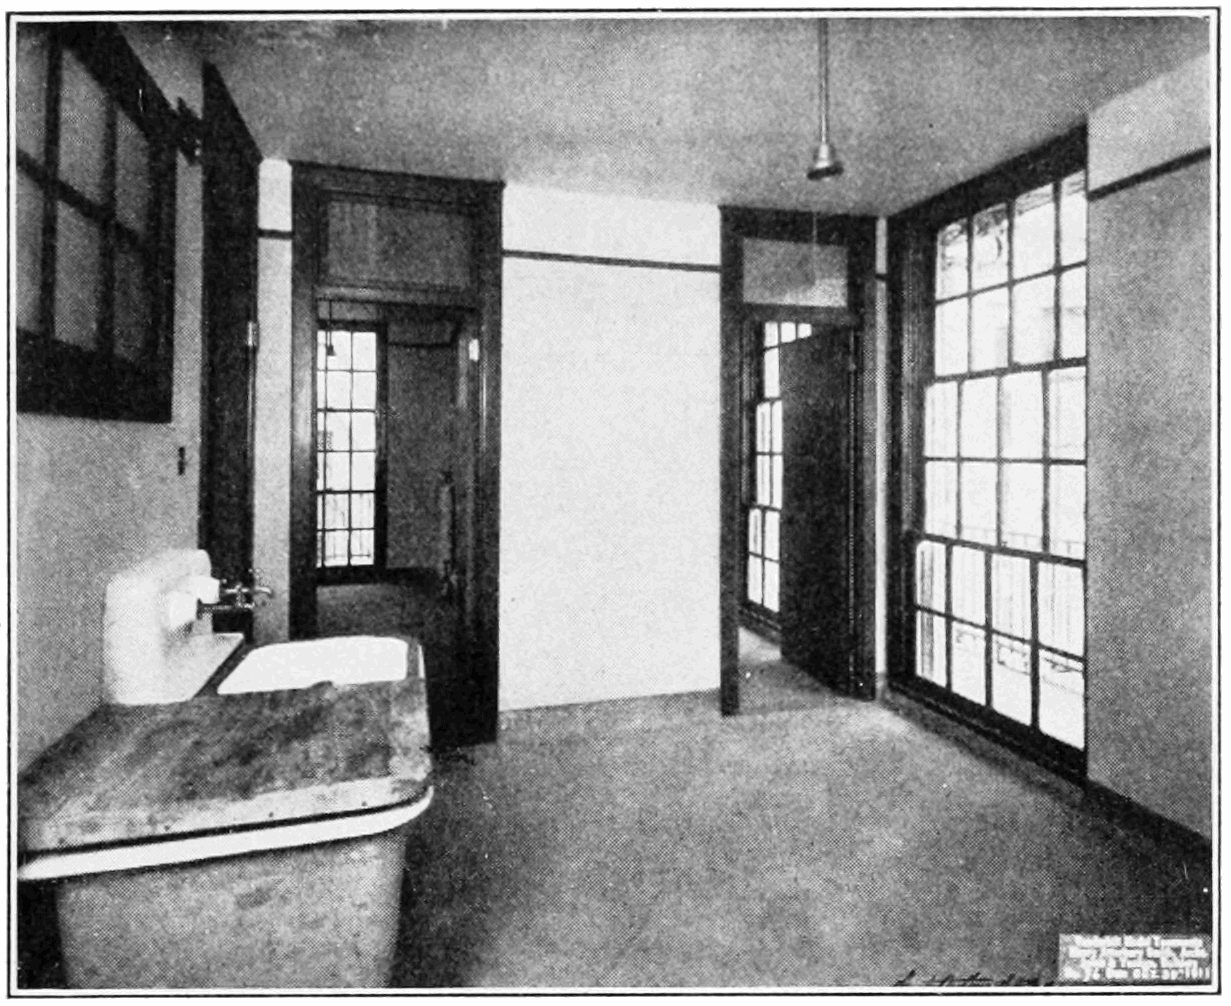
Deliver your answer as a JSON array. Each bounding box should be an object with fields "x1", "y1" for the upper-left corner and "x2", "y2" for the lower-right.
[
  {"x1": 503, "y1": 248, "x2": 720, "y2": 273},
  {"x1": 258, "y1": 227, "x2": 294, "y2": 241},
  {"x1": 289, "y1": 172, "x2": 319, "y2": 640},
  {"x1": 718, "y1": 212, "x2": 744, "y2": 716},
  {"x1": 1087, "y1": 146, "x2": 1211, "y2": 203}
]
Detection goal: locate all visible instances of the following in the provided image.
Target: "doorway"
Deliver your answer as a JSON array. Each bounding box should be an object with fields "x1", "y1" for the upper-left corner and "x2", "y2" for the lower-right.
[
  {"x1": 289, "y1": 164, "x2": 503, "y2": 748},
  {"x1": 719, "y1": 207, "x2": 878, "y2": 713}
]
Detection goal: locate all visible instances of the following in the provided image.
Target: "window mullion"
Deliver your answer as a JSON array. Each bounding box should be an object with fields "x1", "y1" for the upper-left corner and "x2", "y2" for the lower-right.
[{"x1": 98, "y1": 98, "x2": 119, "y2": 361}]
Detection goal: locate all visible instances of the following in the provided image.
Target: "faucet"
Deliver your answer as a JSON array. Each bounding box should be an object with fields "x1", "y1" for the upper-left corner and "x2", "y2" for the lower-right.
[{"x1": 197, "y1": 574, "x2": 274, "y2": 618}]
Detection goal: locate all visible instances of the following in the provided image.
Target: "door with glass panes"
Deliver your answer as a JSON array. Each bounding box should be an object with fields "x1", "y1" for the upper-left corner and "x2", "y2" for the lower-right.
[
  {"x1": 746, "y1": 315, "x2": 868, "y2": 696},
  {"x1": 904, "y1": 145, "x2": 1087, "y2": 769}
]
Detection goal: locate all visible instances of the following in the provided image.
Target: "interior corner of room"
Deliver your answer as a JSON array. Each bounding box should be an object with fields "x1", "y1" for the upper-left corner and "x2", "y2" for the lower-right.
[{"x1": 11, "y1": 11, "x2": 1215, "y2": 991}]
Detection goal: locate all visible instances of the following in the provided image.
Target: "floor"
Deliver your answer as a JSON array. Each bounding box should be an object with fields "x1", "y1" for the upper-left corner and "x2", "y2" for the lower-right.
[{"x1": 390, "y1": 649, "x2": 1212, "y2": 989}]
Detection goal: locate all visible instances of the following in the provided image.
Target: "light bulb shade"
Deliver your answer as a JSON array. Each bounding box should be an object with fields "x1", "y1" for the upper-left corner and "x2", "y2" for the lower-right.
[{"x1": 807, "y1": 140, "x2": 844, "y2": 180}]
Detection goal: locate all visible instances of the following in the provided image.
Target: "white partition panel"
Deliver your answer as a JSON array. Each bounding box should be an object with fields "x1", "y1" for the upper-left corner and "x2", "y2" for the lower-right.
[{"x1": 500, "y1": 254, "x2": 721, "y2": 710}]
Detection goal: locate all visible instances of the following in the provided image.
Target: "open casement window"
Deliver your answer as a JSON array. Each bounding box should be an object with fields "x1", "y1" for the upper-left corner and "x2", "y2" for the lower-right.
[
  {"x1": 15, "y1": 24, "x2": 180, "y2": 421},
  {"x1": 315, "y1": 325, "x2": 385, "y2": 579},
  {"x1": 890, "y1": 129, "x2": 1088, "y2": 776}
]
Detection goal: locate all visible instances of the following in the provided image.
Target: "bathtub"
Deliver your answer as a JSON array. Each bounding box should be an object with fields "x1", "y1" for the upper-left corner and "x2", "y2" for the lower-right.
[{"x1": 18, "y1": 635, "x2": 431, "y2": 989}]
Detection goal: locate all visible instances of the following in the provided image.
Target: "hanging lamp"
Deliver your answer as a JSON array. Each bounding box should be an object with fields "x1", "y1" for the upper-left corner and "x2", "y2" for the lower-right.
[{"x1": 807, "y1": 19, "x2": 843, "y2": 180}]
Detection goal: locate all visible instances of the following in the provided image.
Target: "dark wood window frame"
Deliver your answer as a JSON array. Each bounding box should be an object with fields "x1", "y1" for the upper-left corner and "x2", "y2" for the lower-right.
[
  {"x1": 15, "y1": 23, "x2": 191, "y2": 422},
  {"x1": 887, "y1": 127, "x2": 1088, "y2": 779}
]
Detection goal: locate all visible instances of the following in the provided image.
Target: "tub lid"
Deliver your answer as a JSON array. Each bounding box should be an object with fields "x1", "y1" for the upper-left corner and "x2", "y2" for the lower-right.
[{"x1": 18, "y1": 677, "x2": 431, "y2": 853}]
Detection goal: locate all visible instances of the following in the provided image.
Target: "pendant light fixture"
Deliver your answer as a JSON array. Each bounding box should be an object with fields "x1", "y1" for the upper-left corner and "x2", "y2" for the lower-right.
[{"x1": 807, "y1": 18, "x2": 843, "y2": 180}]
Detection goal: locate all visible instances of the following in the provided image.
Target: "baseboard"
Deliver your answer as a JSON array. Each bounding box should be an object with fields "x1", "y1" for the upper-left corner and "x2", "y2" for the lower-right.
[{"x1": 1084, "y1": 781, "x2": 1212, "y2": 862}]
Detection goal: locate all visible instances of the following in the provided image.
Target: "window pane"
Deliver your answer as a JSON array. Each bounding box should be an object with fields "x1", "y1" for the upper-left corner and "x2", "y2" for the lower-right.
[
  {"x1": 763, "y1": 321, "x2": 779, "y2": 347},
  {"x1": 16, "y1": 27, "x2": 49, "y2": 162},
  {"x1": 54, "y1": 201, "x2": 102, "y2": 349},
  {"x1": 352, "y1": 492, "x2": 375, "y2": 529},
  {"x1": 756, "y1": 456, "x2": 771, "y2": 505},
  {"x1": 350, "y1": 530, "x2": 375, "y2": 565},
  {"x1": 1048, "y1": 367, "x2": 1086, "y2": 460},
  {"x1": 924, "y1": 461, "x2": 957, "y2": 537},
  {"x1": 317, "y1": 331, "x2": 330, "y2": 371},
  {"x1": 959, "y1": 378, "x2": 997, "y2": 458},
  {"x1": 352, "y1": 451, "x2": 376, "y2": 492},
  {"x1": 771, "y1": 400, "x2": 783, "y2": 453},
  {"x1": 326, "y1": 371, "x2": 351, "y2": 409},
  {"x1": 952, "y1": 624, "x2": 986, "y2": 703},
  {"x1": 1059, "y1": 171, "x2": 1087, "y2": 266},
  {"x1": 748, "y1": 509, "x2": 763, "y2": 555},
  {"x1": 951, "y1": 546, "x2": 985, "y2": 624},
  {"x1": 969, "y1": 289, "x2": 1008, "y2": 371},
  {"x1": 351, "y1": 330, "x2": 377, "y2": 371},
  {"x1": 748, "y1": 556, "x2": 764, "y2": 604},
  {"x1": 780, "y1": 321, "x2": 797, "y2": 344},
  {"x1": 917, "y1": 612, "x2": 948, "y2": 686},
  {"x1": 797, "y1": 323, "x2": 813, "y2": 340},
  {"x1": 1001, "y1": 371, "x2": 1043, "y2": 459},
  {"x1": 763, "y1": 560, "x2": 780, "y2": 613},
  {"x1": 916, "y1": 541, "x2": 946, "y2": 612},
  {"x1": 324, "y1": 411, "x2": 350, "y2": 452},
  {"x1": 1049, "y1": 465, "x2": 1085, "y2": 558},
  {"x1": 763, "y1": 347, "x2": 780, "y2": 398},
  {"x1": 1001, "y1": 462, "x2": 1043, "y2": 551},
  {"x1": 1059, "y1": 267, "x2": 1086, "y2": 358},
  {"x1": 1040, "y1": 650, "x2": 1085, "y2": 748},
  {"x1": 1012, "y1": 275, "x2": 1055, "y2": 365},
  {"x1": 1012, "y1": 183, "x2": 1055, "y2": 279},
  {"x1": 323, "y1": 493, "x2": 349, "y2": 529},
  {"x1": 992, "y1": 554, "x2": 1031, "y2": 638},
  {"x1": 936, "y1": 221, "x2": 969, "y2": 299},
  {"x1": 327, "y1": 329, "x2": 352, "y2": 369},
  {"x1": 764, "y1": 510, "x2": 780, "y2": 561},
  {"x1": 17, "y1": 171, "x2": 44, "y2": 332},
  {"x1": 115, "y1": 109, "x2": 149, "y2": 236},
  {"x1": 960, "y1": 462, "x2": 997, "y2": 544},
  {"x1": 323, "y1": 530, "x2": 349, "y2": 566},
  {"x1": 771, "y1": 455, "x2": 783, "y2": 509},
  {"x1": 934, "y1": 300, "x2": 968, "y2": 376},
  {"x1": 1039, "y1": 561, "x2": 1084, "y2": 656},
  {"x1": 352, "y1": 411, "x2": 376, "y2": 452},
  {"x1": 58, "y1": 49, "x2": 109, "y2": 204},
  {"x1": 112, "y1": 244, "x2": 149, "y2": 362},
  {"x1": 991, "y1": 635, "x2": 1031, "y2": 723},
  {"x1": 353, "y1": 371, "x2": 378, "y2": 410},
  {"x1": 971, "y1": 205, "x2": 1008, "y2": 290},
  {"x1": 756, "y1": 402, "x2": 771, "y2": 452},
  {"x1": 924, "y1": 382, "x2": 958, "y2": 457}
]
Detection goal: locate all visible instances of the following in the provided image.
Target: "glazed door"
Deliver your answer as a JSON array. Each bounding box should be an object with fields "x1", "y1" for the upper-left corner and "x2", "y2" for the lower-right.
[{"x1": 779, "y1": 325, "x2": 871, "y2": 697}]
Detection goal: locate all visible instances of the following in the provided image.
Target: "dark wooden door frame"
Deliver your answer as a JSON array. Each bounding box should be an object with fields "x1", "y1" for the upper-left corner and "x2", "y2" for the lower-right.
[
  {"x1": 718, "y1": 206, "x2": 878, "y2": 713},
  {"x1": 289, "y1": 163, "x2": 502, "y2": 744},
  {"x1": 199, "y1": 62, "x2": 261, "y2": 633}
]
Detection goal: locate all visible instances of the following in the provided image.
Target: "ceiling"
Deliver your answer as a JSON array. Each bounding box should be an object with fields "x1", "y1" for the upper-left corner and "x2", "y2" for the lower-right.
[{"x1": 162, "y1": 14, "x2": 1209, "y2": 216}]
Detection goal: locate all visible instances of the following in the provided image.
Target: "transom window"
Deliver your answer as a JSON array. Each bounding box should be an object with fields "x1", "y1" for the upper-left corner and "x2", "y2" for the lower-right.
[
  {"x1": 913, "y1": 160, "x2": 1087, "y2": 753},
  {"x1": 746, "y1": 319, "x2": 813, "y2": 615},
  {"x1": 316, "y1": 328, "x2": 381, "y2": 570}
]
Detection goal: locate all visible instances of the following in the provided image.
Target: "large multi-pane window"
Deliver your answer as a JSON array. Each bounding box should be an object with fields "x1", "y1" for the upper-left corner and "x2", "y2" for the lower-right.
[
  {"x1": 912, "y1": 158, "x2": 1088, "y2": 753},
  {"x1": 316, "y1": 327, "x2": 381, "y2": 570},
  {"x1": 16, "y1": 24, "x2": 178, "y2": 420},
  {"x1": 746, "y1": 319, "x2": 813, "y2": 615}
]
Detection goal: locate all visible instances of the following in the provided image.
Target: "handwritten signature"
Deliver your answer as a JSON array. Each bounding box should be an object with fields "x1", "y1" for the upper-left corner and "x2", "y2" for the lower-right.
[{"x1": 896, "y1": 969, "x2": 1049, "y2": 987}]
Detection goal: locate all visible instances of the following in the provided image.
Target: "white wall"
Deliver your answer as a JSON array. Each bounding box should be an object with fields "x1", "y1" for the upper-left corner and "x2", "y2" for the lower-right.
[
  {"x1": 500, "y1": 187, "x2": 721, "y2": 710},
  {"x1": 253, "y1": 160, "x2": 293, "y2": 644},
  {"x1": 16, "y1": 30, "x2": 205, "y2": 768},
  {"x1": 1086, "y1": 53, "x2": 1211, "y2": 837}
]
